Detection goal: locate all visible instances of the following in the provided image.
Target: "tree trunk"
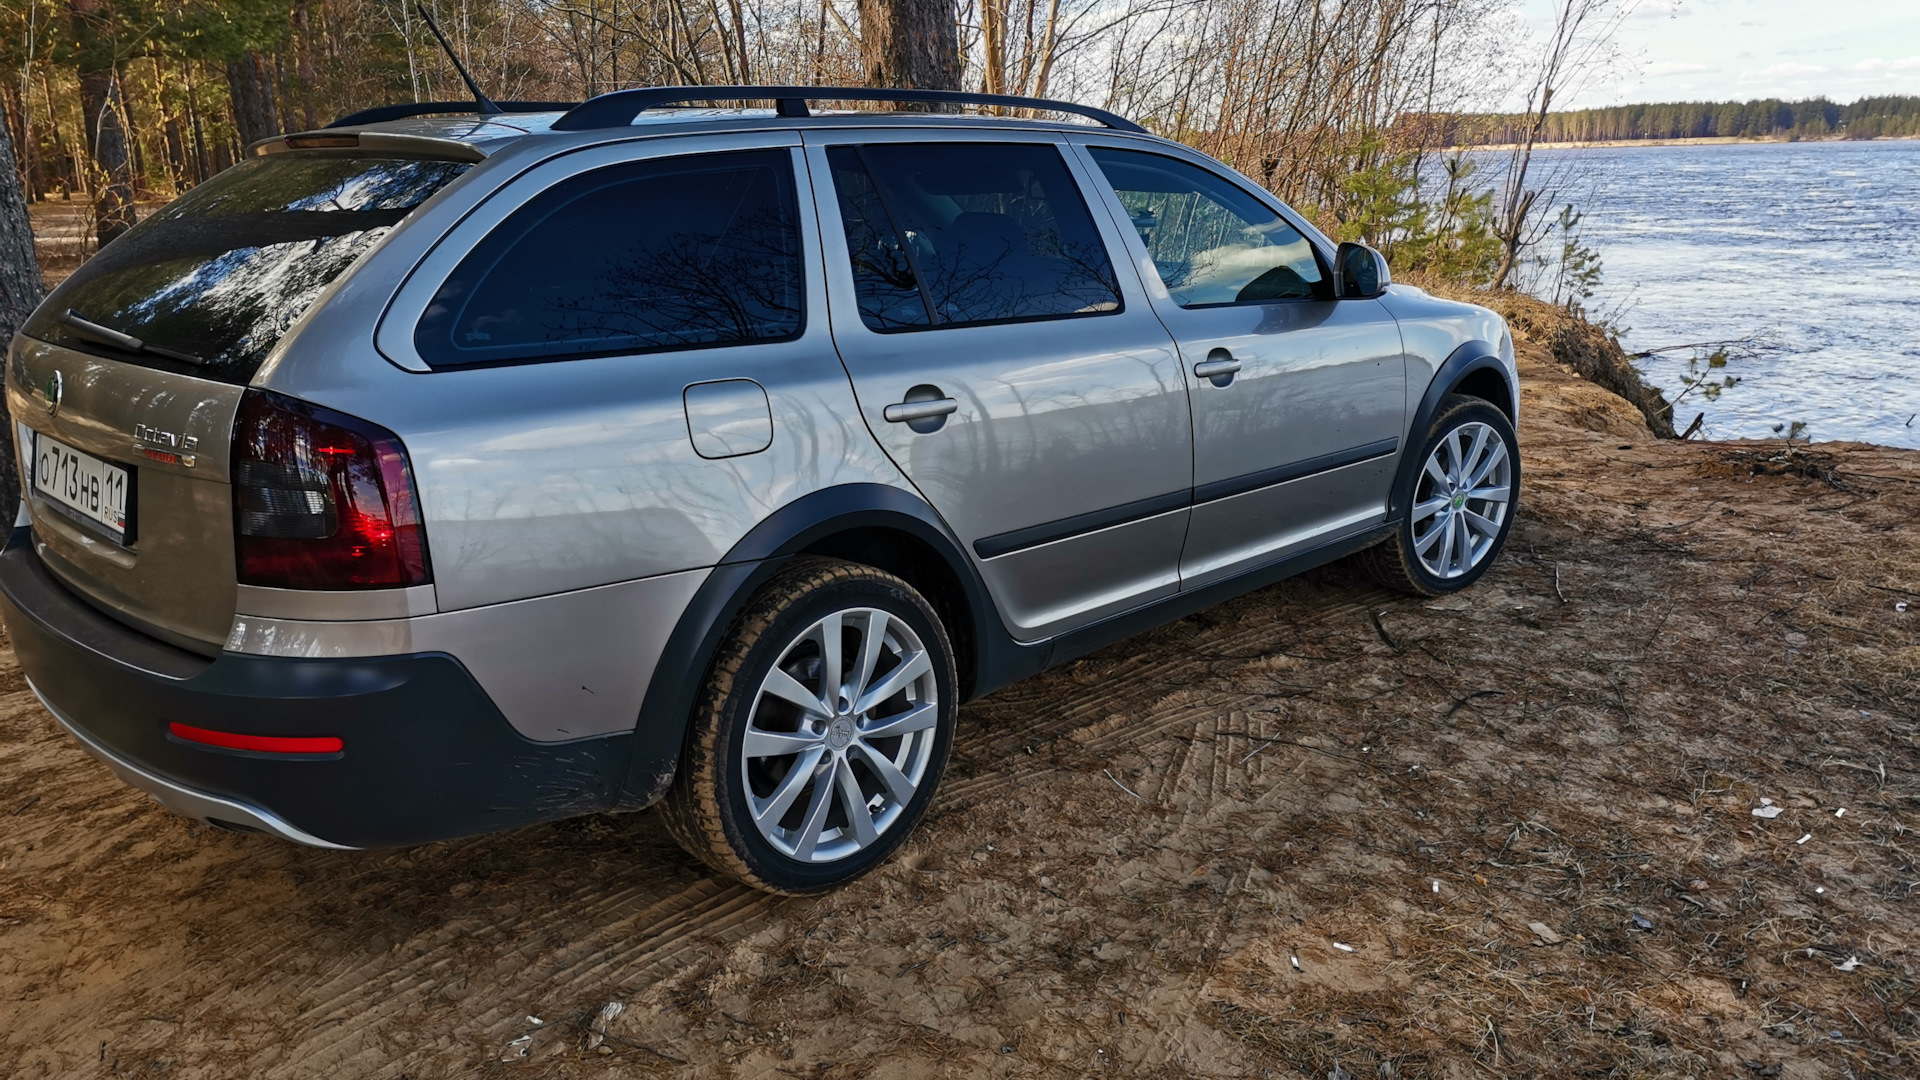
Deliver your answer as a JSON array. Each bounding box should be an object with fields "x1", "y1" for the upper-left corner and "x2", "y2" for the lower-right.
[
  {"x1": 0, "y1": 114, "x2": 45, "y2": 523},
  {"x1": 292, "y1": 3, "x2": 318, "y2": 131},
  {"x1": 69, "y1": 0, "x2": 136, "y2": 245},
  {"x1": 980, "y1": 0, "x2": 1006, "y2": 95},
  {"x1": 226, "y1": 51, "x2": 280, "y2": 148},
  {"x1": 855, "y1": 0, "x2": 960, "y2": 95}
]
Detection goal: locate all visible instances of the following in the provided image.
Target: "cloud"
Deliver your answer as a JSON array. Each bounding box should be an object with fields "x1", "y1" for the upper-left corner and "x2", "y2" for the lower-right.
[
  {"x1": 1751, "y1": 62, "x2": 1825, "y2": 79},
  {"x1": 1646, "y1": 60, "x2": 1714, "y2": 77},
  {"x1": 1897, "y1": 57, "x2": 1920, "y2": 71},
  {"x1": 1627, "y1": 0, "x2": 1689, "y2": 19}
]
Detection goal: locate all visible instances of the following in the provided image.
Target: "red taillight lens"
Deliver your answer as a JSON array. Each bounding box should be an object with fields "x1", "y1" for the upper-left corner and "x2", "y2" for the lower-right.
[{"x1": 232, "y1": 390, "x2": 431, "y2": 590}]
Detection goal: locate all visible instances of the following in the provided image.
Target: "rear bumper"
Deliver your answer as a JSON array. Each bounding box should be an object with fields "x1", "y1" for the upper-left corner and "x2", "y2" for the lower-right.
[{"x1": 0, "y1": 528, "x2": 632, "y2": 847}]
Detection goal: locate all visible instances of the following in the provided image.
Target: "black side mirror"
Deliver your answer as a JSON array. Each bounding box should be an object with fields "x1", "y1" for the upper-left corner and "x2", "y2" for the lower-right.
[{"x1": 1336, "y1": 242, "x2": 1390, "y2": 299}]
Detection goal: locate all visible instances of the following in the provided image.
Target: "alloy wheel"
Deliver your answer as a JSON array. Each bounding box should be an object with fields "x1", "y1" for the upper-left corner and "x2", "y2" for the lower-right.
[
  {"x1": 1410, "y1": 420, "x2": 1512, "y2": 580},
  {"x1": 740, "y1": 607, "x2": 939, "y2": 863}
]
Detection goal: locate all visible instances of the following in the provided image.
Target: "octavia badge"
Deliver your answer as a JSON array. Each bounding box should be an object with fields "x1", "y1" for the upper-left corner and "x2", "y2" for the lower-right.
[{"x1": 43, "y1": 371, "x2": 63, "y2": 416}]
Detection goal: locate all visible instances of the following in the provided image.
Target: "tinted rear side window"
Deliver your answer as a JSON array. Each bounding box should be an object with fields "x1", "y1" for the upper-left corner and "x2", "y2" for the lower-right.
[
  {"x1": 26, "y1": 152, "x2": 469, "y2": 384},
  {"x1": 827, "y1": 143, "x2": 1121, "y2": 331},
  {"x1": 414, "y1": 149, "x2": 803, "y2": 367}
]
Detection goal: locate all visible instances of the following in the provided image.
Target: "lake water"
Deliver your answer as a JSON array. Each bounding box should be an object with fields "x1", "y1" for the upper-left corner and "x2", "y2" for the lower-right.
[{"x1": 1527, "y1": 139, "x2": 1920, "y2": 449}]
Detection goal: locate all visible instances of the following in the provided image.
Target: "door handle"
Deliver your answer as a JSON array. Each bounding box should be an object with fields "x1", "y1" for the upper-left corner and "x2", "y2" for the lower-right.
[
  {"x1": 883, "y1": 386, "x2": 960, "y2": 433},
  {"x1": 883, "y1": 398, "x2": 958, "y2": 423},
  {"x1": 1194, "y1": 349, "x2": 1241, "y2": 386}
]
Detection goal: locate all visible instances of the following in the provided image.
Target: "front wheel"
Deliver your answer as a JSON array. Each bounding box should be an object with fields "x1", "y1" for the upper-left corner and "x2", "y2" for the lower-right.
[
  {"x1": 1360, "y1": 394, "x2": 1519, "y2": 596},
  {"x1": 663, "y1": 557, "x2": 956, "y2": 894}
]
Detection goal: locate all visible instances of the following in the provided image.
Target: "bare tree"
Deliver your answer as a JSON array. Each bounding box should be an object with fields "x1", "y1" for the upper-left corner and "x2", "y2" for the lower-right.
[
  {"x1": 1489, "y1": 0, "x2": 1622, "y2": 290},
  {"x1": 67, "y1": 0, "x2": 135, "y2": 244}
]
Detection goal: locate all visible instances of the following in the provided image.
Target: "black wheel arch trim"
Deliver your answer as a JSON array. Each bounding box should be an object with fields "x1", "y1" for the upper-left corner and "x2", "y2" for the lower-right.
[
  {"x1": 615, "y1": 483, "x2": 1021, "y2": 809},
  {"x1": 1389, "y1": 340, "x2": 1513, "y2": 521}
]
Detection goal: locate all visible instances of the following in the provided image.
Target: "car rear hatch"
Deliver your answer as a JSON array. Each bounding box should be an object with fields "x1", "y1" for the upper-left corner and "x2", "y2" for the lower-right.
[{"x1": 7, "y1": 147, "x2": 475, "y2": 653}]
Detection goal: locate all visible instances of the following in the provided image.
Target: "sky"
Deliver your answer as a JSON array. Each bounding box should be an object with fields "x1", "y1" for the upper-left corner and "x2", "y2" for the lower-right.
[{"x1": 1520, "y1": 0, "x2": 1920, "y2": 107}]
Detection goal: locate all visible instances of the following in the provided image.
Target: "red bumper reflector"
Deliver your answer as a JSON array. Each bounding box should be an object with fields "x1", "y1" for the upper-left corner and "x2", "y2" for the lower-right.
[{"x1": 167, "y1": 722, "x2": 343, "y2": 755}]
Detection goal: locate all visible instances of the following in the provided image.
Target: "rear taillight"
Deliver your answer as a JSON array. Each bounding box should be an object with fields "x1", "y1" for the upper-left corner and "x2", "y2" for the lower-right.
[{"x1": 232, "y1": 390, "x2": 430, "y2": 590}]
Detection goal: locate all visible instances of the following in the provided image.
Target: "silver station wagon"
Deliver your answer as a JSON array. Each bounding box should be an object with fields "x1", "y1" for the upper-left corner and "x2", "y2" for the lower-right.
[{"x1": 2, "y1": 87, "x2": 1519, "y2": 893}]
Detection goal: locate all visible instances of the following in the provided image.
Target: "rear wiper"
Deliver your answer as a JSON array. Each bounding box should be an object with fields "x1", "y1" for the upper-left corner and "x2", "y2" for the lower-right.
[{"x1": 59, "y1": 309, "x2": 205, "y2": 365}]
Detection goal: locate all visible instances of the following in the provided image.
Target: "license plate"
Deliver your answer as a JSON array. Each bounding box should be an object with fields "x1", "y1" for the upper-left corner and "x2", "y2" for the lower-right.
[{"x1": 32, "y1": 431, "x2": 132, "y2": 541}]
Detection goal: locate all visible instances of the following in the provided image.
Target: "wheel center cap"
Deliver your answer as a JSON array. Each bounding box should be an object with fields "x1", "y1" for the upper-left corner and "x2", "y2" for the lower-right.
[
  {"x1": 1451, "y1": 493, "x2": 1466, "y2": 510},
  {"x1": 827, "y1": 717, "x2": 856, "y2": 749}
]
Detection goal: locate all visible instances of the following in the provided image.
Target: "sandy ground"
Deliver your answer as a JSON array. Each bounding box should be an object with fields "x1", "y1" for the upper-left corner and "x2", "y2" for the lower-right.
[{"x1": 1, "y1": 327, "x2": 1916, "y2": 1078}]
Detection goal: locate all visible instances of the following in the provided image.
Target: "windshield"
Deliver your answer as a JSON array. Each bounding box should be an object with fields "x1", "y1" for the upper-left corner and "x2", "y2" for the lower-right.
[{"x1": 26, "y1": 151, "x2": 471, "y2": 384}]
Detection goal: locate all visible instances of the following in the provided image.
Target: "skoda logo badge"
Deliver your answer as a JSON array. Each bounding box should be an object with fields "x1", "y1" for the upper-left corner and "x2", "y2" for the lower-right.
[{"x1": 43, "y1": 371, "x2": 63, "y2": 416}]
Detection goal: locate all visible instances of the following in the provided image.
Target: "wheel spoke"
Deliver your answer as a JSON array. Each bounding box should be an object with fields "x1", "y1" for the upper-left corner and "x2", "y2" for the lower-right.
[
  {"x1": 1466, "y1": 441, "x2": 1508, "y2": 490},
  {"x1": 848, "y1": 610, "x2": 889, "y2": 705},
  {"x1": 815, "y1": 612, "x2": 843, "y2": 711},
  {"x1": 852, "y1": 740, "x2": 918, "y2": 806},
  {"x1": 743, "y1": 727, "x2": 821, "y2": 759},
  {"x1": 1451, "y1": 511, "x2": 1471, "y2": 574},
  {"x1": 1414, "y1": 517, "x2": 1448, "y2": 556},
  {"x1": 856, "y1": 649, "x2": 932, "y2": 715},
  {"x1": 1423, "y1": 455, "x2": 1450, "y2": 488},
  {"x1": 753, "y1": 746, "x2": 826, "y2": 827},
  {"x1": 1446, "y1": 430, "x2": 1466, "y2": 484},
  {"x1": 1461, "y1": 426, "x2": 1490, "y2": 484},
  {"x1": 834, "y1": 757, "x2": 878, "y2": 848},
  {"x1": 762, "y1": 667, "x2": 828, "y2": 718},
  {"x1": 860, "y1": 701, "x2": 937, "y2": 741},
  {"x1": 789, "y1": 761, "x2": 837, "y2": 860},
  {"x1": 1466, "y1": 483, "x2": 1510, "y2": 505},
  {"x1": 1412, "y1": 495, "x2": 1451, "y2": 522},
  {"x1": 1438, "y1": 514, "x2": 1459, "y2": 575},
  {"x1": 1463, "y1": 509, "x2": 1502, "y2": 541}
]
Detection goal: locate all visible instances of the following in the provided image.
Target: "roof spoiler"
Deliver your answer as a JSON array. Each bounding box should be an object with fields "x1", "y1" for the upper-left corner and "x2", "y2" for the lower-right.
[
  {"x1": 548, "y1": 85, "x2": 1147, "y2": 134},
  {"x1": 326, "y1": 101, "x2": 579, "y2": 129}
]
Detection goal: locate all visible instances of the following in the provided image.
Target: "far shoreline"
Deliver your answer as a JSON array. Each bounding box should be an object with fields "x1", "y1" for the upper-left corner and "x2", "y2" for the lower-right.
[{"x1": 1453, "y1": 134, "x2": 1920, "y2": 151}]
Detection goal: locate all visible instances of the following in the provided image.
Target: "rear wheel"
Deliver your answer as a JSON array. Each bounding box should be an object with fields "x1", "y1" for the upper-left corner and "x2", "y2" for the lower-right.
[
  {"x1": 1360, "y1": 394, "x2": 1519, "y2": 596},
  {"x1": 663, "y1": 557, "x2": 956, "y2": 893}
]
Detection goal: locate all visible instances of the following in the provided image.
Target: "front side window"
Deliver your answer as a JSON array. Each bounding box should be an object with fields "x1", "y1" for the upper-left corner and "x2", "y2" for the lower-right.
[
  {"x1": 1087, "y1": 147, "x2": 1327, "y2": 307},
  {"x1": 415, "y1": 149, "x2": 803, "y2": 367},
  {"x1": 827, "y1": 142, "x2": 1121, "y2": 331}
]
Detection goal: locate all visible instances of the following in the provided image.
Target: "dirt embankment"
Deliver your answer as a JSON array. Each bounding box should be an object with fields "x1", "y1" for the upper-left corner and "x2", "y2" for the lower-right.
[{"x1": 1, "y1": 307, "x2": 1916, "y2": 1079}]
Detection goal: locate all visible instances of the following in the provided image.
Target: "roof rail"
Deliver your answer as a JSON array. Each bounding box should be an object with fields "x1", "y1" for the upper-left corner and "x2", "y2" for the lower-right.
[
  {"x1": 549, "y1": 85, "x2": 1147, "y2": 134},
  {"x1": 327, "y1": 100, "x2": 580, "y2": 129}
]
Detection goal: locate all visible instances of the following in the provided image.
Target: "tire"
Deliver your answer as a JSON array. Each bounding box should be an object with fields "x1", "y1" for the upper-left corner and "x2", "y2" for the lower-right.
[
  {"x1": 1359, "y1": 394, "x2": 1520, "y2": 597},
  {"x1": 662, "y1": 557, "x2": 957, "y2": 894}
]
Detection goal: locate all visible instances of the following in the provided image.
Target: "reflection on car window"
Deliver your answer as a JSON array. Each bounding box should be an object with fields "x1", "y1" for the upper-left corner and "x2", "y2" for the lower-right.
[
  {"x1": 26, "y1": 153, "x2": 470, "y2": 384},
  {"x1": 1087, "y1": 147, "x2": 1325, "y2": 307},
  {"x1": 828, "y1": 143, "x2": 1121, "y2": 331},
  {"x1": 415, "y1": 149, "x2": 803, "y2": 366}
]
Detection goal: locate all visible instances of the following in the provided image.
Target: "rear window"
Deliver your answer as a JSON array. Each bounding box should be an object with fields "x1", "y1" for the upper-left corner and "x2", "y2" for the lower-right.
[{"x1": 26, "y1": 152, "x2": 470, "y2": 384}]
